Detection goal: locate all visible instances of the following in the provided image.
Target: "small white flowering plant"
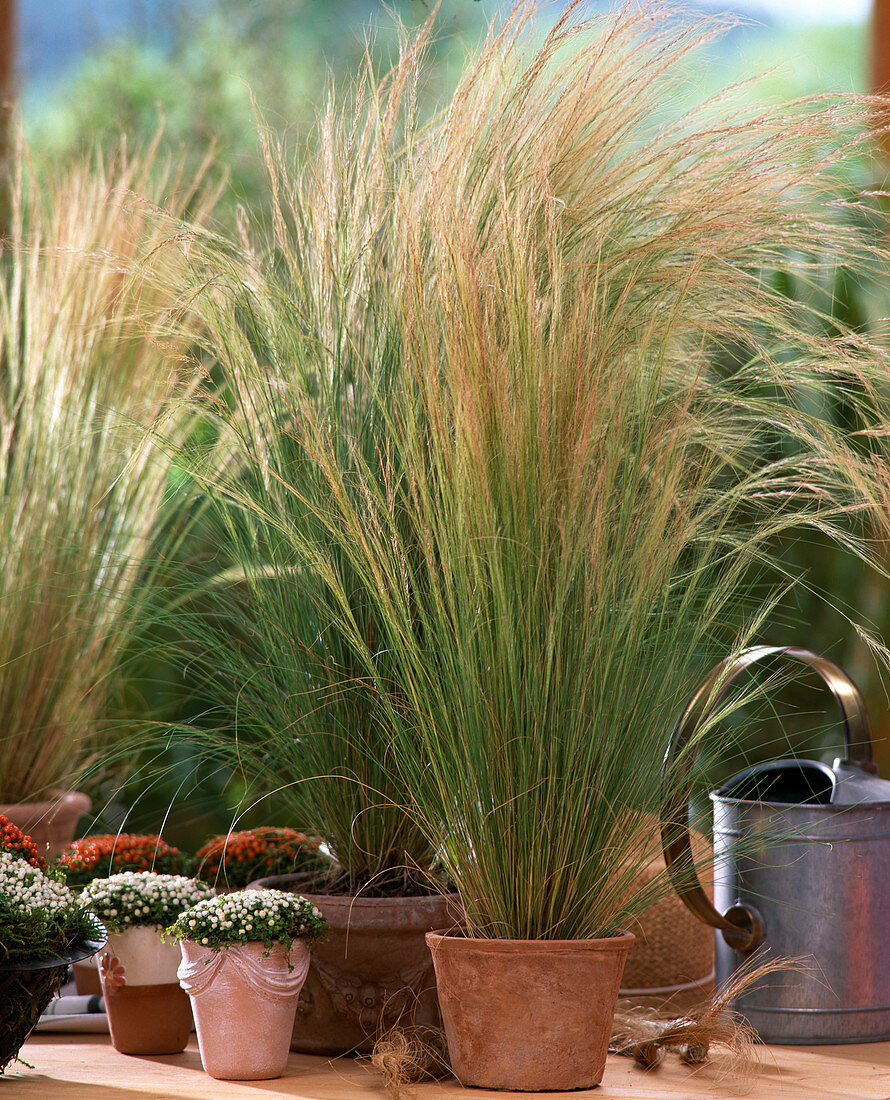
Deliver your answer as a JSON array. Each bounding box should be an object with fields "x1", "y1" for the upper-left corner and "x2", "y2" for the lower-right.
[
  {"x1": 166, "y1": 888, "x2": 327, "y2": 952},
  {"x1": 79, "y1": 871, "x2": 214, "y2": 934},
  {"x1": 0, "y1": 849, "x2": 101, "y2": 964}
]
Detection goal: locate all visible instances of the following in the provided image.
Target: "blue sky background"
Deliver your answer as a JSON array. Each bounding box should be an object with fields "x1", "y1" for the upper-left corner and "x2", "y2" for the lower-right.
[
  {"x1": 19, "y1": 0, "x2": 872, "y2": 105},
  {"x1": 706, "y1": 0, "x2": 869, "y2": 21}
]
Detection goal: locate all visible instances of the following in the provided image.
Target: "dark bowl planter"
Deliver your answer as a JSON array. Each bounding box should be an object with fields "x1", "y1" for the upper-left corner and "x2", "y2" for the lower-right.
[
  {"x1": 248, "y1": 872, "x2": 461, "y2": 1056},
  {"x1": 0, "y1": 935, "x2": 105, "y2": 1074}
]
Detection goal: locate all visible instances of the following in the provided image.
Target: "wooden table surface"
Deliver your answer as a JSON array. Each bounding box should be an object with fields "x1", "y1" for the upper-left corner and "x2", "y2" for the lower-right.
[{"x1": 4, "y1": 1034, "x2": 890, "y2": 1099}]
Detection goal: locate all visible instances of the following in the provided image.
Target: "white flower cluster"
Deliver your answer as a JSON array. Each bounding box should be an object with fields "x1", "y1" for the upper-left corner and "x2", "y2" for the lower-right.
[
  {"x1": 169, "y1": 887, "x2": 325, "y2": 948},
  {"x1": 0, "y1": 850, "x2": 78, "y2": 919},
  {"x1": 80, "y1": 871, "x2": 213, "y2": 931}
]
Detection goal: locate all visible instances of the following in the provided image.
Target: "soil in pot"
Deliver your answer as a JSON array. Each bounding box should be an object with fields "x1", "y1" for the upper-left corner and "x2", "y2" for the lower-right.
[
  {"x1": 0, "y1": 792, "x2": 91, "y2": 860},
  {"x1": 99, "y1": 925, "x2": 192, "y2": 1055},
  {"x1": 249, "y1": 871, "x2": 461, "y2": 1056},
  {"x1": 426, "y1": 929, "x2": 634, "y2": 1091},
  {"x1": 178, "y1": 937, "x2": 310, "y2": 1080}
]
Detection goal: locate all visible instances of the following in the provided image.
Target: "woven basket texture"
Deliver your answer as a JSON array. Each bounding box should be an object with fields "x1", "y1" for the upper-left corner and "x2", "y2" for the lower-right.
[
  {"x1": 0, "y1": 966, "x2": 66, "y2": 1073},
  {"x1": 620, "y1": 828, "x2": 714, "y2": 996}
]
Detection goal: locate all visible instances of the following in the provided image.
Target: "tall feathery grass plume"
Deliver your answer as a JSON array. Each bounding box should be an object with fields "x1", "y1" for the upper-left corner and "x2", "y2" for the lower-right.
[
  {"x1": 375, "y1": 2, "x2": 890, "y2": 939},
  {"x1": 0, "y1": 137, "x2": 220, "y2": 804},
  {"x1": 169, "y1": 0, "x2": 890, "y2": 925},
  {"x1": 152, "y1": 15, "x2": 444, "y2": 890}
]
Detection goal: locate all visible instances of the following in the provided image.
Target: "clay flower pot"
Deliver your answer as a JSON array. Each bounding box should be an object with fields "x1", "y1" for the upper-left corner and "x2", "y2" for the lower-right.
[
  {"x1": 98, "y1": 925, "x2": 192, "y2": 1055},
  {"x1": 72, "y1": 952, "x2": 102, "y2": 996},
  {"x1": 0, "y1": 792, "x2": 90, "y2": 860},
  {"x1": 178, "y1": 938, "x2": 310, "y2": 1080},
  {"x1": 250, "y1": 874, "x2": 460, "y2": 1055},
  {"x1": 426, "y1": 929, "x2": 635, "y2": 1091}
]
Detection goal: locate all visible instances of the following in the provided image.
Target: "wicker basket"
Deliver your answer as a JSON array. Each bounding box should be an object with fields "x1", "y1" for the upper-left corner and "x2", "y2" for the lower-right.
[
  {"x1": 619, "y1": 828, "x2": 714, "y2": 1000},
  {"x1": 0, "y1": 934, "x2": 106, "y2": 1074},
  {"x1": 0, "y1": 965, "x2": 67, "y2": 1073}
]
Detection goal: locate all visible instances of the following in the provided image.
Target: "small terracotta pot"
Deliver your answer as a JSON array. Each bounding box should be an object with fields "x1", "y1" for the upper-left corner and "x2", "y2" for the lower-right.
[
  {"x1": 0, "y1": 791, "x2": 91, "y2": 860},
  {"x1": 72, "y1": 953, "x2": 102, "y2": 996},
  {"x1": 99, "y1": 925, "x2": 191, "y2": 1055},
  {"x1": 249, "y1": 874, "x2": 461, "y2": 1055},
  {"x1": 178, "y1": 938, "x2": 310, "y2": 1080},
  {"x1": 427, "y1": 929, "x2": 635, "y2": 1091}
]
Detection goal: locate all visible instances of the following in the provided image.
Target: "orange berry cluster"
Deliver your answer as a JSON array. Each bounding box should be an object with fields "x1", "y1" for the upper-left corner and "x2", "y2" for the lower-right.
[
  {"x1": 0, "y1": 815, "x2": 47, "y2": 869},
  {"x1": 57, "y1": 833, "x2": 186, "y2": 886},
  {"x1": 194, "y1": 827, "x2": 325, "y2": 888}
]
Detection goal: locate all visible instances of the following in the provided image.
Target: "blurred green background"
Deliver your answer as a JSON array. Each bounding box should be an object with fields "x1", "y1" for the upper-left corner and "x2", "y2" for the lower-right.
[
  {"x1": 17, "y1": 0, "x2": 890, "y2": 849},
  {"x1": 22, "y1": 1, "x2": 872, "y2": 208}
]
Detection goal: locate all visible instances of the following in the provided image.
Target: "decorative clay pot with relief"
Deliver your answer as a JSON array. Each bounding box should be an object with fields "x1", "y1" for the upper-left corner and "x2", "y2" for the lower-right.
[
  {"x1": 249, "y1": 873, "x2": 461, "y2": 1055},
  {"x1": 178, "y1": 938, "x2": 310, "y2": 1080}
]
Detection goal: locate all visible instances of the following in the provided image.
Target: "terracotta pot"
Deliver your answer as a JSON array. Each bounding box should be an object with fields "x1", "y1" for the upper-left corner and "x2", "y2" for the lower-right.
[
  {"x1": 0, "y1": 791, "x2": 91, "y2": 860},
  {"x1": 250, "y1": 873, "x2": 461, "y2": 1055},
  {"x1": 99, "y1": 925, "x2": 191, "y2": 1055},
  {"x1": 426, "y1": 929, "x2": 634, "y2": 1091},
  {"x1": 178, "y1": 938, "x2": 309, "y2": 1080},
  {"x1": 72, "y1": 953, "x2": 102, "y2": 996}
]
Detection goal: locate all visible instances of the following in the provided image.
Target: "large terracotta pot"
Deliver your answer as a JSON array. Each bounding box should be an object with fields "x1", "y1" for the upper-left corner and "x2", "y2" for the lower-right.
[
  {"x1": 178, "y1": 938, "x2": 309, "y2": 1080},
  {"x1": 98, "y1": 925, "x2": 192, "y2": 1055},
  {"x1": 250, "y1": 873, "x2": 460, "y2": 1055},
  {"x1": 426, "y1": 929, "x2": 634, "y2": 1091},
  {"x1": 0, "y1": 791, "x2": 91, "y2": 860}
]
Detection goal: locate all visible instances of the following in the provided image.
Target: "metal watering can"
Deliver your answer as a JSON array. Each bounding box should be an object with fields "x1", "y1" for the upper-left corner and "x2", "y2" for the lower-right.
[{"x1": 661, "y1": 645, "x2": 890, "y2": 1044}]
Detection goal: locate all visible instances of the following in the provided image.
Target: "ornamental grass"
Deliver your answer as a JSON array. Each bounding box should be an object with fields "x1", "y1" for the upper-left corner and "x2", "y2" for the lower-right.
[
  {"x1": 0, "y1": 138, "x2": 219, "y2": 804},
  {"x1": 158, "y1": 56, "x2": 444, "y2": 894},
  {"x1": 170, "y1": 2, "x2": 890, "y2": 937}
]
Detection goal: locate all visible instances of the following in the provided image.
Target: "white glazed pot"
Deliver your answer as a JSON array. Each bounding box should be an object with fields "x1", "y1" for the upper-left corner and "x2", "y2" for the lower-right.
[
  {"x1": 178, "y1": 938, "x2": 310, "y2": 1080},
  {"x1": 99, "y1": 924, "x2": 192, "y2": 1055},
  {"x1": 101, "y1": 924, "x2": 182, "y2": 985}
]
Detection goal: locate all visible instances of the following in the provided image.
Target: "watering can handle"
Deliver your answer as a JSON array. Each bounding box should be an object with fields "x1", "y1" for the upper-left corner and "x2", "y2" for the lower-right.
[{"x1": 660, "y1": 645, "x2": 875, "y2": 953}]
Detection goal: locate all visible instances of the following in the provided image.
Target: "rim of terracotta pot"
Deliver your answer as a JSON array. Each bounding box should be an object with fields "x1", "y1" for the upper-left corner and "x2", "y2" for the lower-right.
[
  {"x1": 426, "y1": 928, "x2": 635, "y2": 954},
  {"x1": 248, "y1": 873, "x2": 462, "y2": 930},
  {"x1": 0, "y1": 790, "x2": 91, "y2": 818}
]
